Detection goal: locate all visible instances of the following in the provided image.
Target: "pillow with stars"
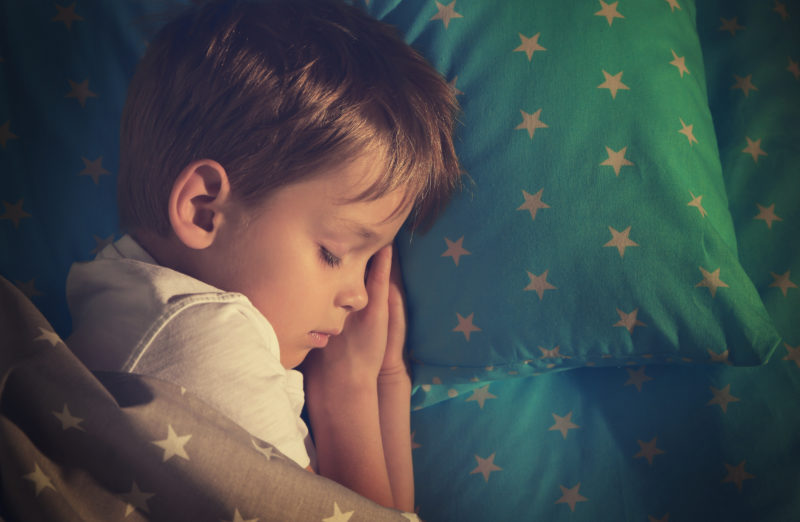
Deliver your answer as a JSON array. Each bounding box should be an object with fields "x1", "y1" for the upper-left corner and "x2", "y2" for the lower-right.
[{"x1": 365, "y1": 0, "x2": 783, "y2": 385}]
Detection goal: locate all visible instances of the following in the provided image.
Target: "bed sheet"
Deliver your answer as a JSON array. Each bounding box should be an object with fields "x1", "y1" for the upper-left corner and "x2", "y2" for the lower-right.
[{"x1": 406, "y1": 1, "x2": 800, "y2": 520}]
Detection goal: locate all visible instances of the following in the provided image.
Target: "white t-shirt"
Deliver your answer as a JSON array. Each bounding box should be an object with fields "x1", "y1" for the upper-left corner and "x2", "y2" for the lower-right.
[{"x1": 66, "y1": 234, "x2": 313, "y2": 468}]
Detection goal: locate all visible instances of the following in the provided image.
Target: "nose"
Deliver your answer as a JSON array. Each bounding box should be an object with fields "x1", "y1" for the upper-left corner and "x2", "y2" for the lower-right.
[{"x1": 334, "y1": 274, "x2": 368, "y2": 312}]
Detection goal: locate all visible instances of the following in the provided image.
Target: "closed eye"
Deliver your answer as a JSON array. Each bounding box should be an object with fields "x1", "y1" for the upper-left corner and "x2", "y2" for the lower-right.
[{"x1": 319, "y1": 246, "x2": 341, "y2": 268}]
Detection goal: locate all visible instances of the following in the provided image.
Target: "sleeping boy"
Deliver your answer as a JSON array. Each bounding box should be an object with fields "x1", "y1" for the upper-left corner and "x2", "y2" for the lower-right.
[{"x1": 65, "y1": 0, "x2": 459, "y2": 512}]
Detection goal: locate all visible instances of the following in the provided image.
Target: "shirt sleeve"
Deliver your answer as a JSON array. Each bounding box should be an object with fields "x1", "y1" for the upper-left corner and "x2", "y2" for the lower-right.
[{"x1": 130, "y1": 298, "x2": 311, "y2": 469}]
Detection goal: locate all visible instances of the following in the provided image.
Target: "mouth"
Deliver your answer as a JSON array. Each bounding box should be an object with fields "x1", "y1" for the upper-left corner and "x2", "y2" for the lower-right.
[{"x1": 308, "y1": 331, "x2": 335, "y2": 348}]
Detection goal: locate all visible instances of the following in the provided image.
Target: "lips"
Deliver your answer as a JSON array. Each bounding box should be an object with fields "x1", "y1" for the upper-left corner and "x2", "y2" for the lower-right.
[{"x1": 309, "y1": 331, "x2": 336, "y2": 348}]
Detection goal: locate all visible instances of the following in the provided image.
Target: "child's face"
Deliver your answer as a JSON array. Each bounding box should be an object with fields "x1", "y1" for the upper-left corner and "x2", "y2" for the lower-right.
[{"x1": 210, "y1": 153, "x2": 411, "y2": 368}]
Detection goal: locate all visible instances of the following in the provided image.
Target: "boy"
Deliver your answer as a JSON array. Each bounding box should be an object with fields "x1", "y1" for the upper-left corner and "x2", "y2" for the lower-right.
[{"x1": 65, "y1": 0, "x2": 459, "y2": 512}]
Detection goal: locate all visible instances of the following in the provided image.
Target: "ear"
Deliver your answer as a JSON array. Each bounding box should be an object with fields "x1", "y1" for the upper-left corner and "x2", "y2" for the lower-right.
[{"x1": 168, "y1": 159, "x2": 231, "y2": 250}]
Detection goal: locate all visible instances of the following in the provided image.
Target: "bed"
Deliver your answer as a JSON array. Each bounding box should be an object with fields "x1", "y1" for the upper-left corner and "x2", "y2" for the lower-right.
[{"x1": 1, "y1": 0, "x2": 798, "y2": 520}]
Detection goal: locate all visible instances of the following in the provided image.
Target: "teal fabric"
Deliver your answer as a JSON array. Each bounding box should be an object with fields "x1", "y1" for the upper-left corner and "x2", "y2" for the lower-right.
[{"x1": 363, "y1": 0, "x2": 783, "y2": 386}]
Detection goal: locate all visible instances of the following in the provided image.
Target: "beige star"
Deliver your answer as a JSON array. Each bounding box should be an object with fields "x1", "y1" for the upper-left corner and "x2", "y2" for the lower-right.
[
  {"x1": 664, "y1": 0, "x2": 681, "y2": 12},
  {"x1": 604, "y1": 226, "x2": 638, "y2": 258},
  {"x1": 122, "y1": 481, "x2": 154, "y2": 517},
  {"x1": 624, "y1": 366, "x2": 653, "y2": 392},
  {"x1": 470, "y1": 453, "x2": 502, "y2": 482},
  {"x1": 524, "y1": 270, "x2": 557, "y2": 300},
  {"x1": 447, "y1": 76, "x2": 464, "y2": 96},
  {"x1": 14, "y1": 278, "x2": 43, "y2": 299},
  {"x1": 788, "y1": 57, "x2": 800, "y2": 80},
  {"x1": 453, "y1": 312, "x2": 481, "y2": 341},
  {"x1": 595, "y1": 1, "x2": 624, "y2": 26},
  {"x1": 223, "y1": 508, "x2": 258, "y2": 522},
  {"x1": 548, "y1": 412, "x2": 580, "y2": 439},
  {"x1": 0, "y1": 120, "x2": 18, "y2": 148},
  {"x1": 614, "y1": 308, "x2": 646, "y2": 334},
  {"x1": 35, "y1": 327, "x2": 61, "y2": 347},
  {"x1": 1, "y1": 199, "x2": 32, "y2": 228},
  {"x1": 465, "y1": 384, "x2": 497, "y2": 409},
  {"x1": 539, "y1": 346, "x2": 571, "y2": 360},
  {"x1": 515, "y1": 109, "x2": 548, "y2": 139},
  {"x1": 719, "y1": 17, "x2": 745, "y2": 36},
  {"x1": 80, "y1": 156, "x2": 111, "y2": 184},
  {"x1": 634, "y1": 437, "x2": 665, "y2": 466},
  {"x1": 754, "y1": 203, "x2": 782, "y2": 229},
  {"x1": 696, "y1": 267, "x2": 729, "y2": 298},
  {"x1": 669, "y1": 50, "x2": 690, "y2": 77},
  {"x1": 52, "y1": 2, "x2": 83, "y2": 30},
  {"x1": 323, "y1": 502, "x2": 354, "y2": 522},
  {"x1": 731, "y1": 74, "x2": 758, "y2": 97},
  {"x1": 411, "y1": 431, "x2": 422, "y2": 450},
  {"x1": 783, "y1": 343, "x2": 800, "y2": 368},
  {"x1": 65, "y1": 79, "x2": 97, "y2": 107},
  {"x1": 600, "y1": 146, "x2": 634, "y2": 176},
  {"x1": 742, "y1": 136, "x2": 767, "y2": 163},
  {"x1": 722, "y1": 461, "x2": 754, "y2": 492},
  {"x1": 555, "y1": 483, "x2": 588, "y2": 512},
  {"x1": 707, "y1": 384, "x2": 740, "y2": 413},
  {"x1": 252, "y1": 438, "x2": 280, "y2": 460},
  {"x1": 597, "y1": 70, "x2": 629, "y2": 99},
  {"x1": 769, "y1": 270, "x2": 797, "y2": 296},
  {"x1": 441, "y1": 236, "x2": 470, "y2": 266},
  {"x1": 517, "y1": 189, "x2": 550, "y2": 220},
  {"x1": 707, "y1": 348, "x2": 732, "y2": 365},
  {"x1": 23, "y1": 463, "x2": 56, "y2": 496},
  {"x1": 514, "y1": 33, "x2": 546, "y2": 61},
  {"x1": 52, "y1": 404, "x2": 85, "y2": 431},
  {"x1": 678, "y1": 118, "x2": 698, "y2": 145},
  {"x1": 773, "y1": 1, "x2": 789, "y2": 21},
  {"x1": 151, "y1": 424, "x2": 191, "y2": 461},
  {"x1": 687, "y1": 192, "x2": 707, "y2": 217},
  {"x1": 430, "y1": 1, "x2": 463, "y2": 30}
]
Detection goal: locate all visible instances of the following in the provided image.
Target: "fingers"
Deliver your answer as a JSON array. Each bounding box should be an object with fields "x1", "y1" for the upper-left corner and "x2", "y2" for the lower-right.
[{"x1": 364, "y1": 244, "x2": 393, "y2": 316}]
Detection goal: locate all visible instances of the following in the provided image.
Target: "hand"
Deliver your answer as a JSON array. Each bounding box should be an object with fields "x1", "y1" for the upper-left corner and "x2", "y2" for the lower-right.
[
  {"x1": 380, "y1": 246, "x2": 409, "y2": 379},
  {"x1": 303, "y1": 244, "x2": 394, "y2": 384}
]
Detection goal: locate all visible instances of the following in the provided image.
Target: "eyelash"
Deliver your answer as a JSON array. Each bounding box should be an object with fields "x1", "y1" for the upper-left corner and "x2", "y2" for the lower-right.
[{"x1": 319, "y1": 246, "x2": 342, "y2": 268}]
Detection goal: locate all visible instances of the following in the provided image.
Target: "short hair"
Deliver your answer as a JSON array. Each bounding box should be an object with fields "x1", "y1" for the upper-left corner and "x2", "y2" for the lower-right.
[{"x1": 118, "y1": 0, "x2": 460, "y2": 235}]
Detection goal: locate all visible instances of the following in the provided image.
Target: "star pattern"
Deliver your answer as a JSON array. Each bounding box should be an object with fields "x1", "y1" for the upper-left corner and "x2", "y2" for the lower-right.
[
  {"x1": 441, "y1": 236, "x2": 471, "y2": 266},
  {"x1": 687, "y1": 192, "x2": 707, "y2": 217},
  {"x1": 430, "y1": 1, "x2": 463, "y2": 30},
  {"x1": 742, "y1": 136, "x2": 767, "y2": 163},
  {"x1": 707, "y1": 384, "x2": 740, "y2": 413},
  {"x1": 731, "y1": 74, "x2": 758, "y2": 97},
  {"x1": 515, "y1": 109, "x2": 548, "y2": 139},
  {"x1": 517, "y1": 189, "x2": 549, "y2": 220},
  {"x1": 549, "y1": 412, "x2": 580, "y2": 439},
  {"x1": 555, "y1": 483, "x2": 588, "y2": 512},
  {"x1": 604, "y1": 226, "x2": 638, "y2": 258},
  {"x1": 524, "y1": 270, "x2": 557, "y2": 300},
  {"x1": 453, "y1": 313, "x2": 481, "y2": 341},
  {"x1": 52, "y1": 3, "x2": 84, "y2": 30},
  {"x1": 53, "y1": 404, "x2": 85, "y2": 431},
  {"x1": 719, "y1": 17, "x2": 745, "y2": 36},
  {"x1": 514, "y1": 33, "x2": 546, "y2": 62},
  {"x1": 783, "y1": 343, "x2": 800, "y2": 368},
  {"x1": 0, "y1": 199, "x2": 32, "y2": 228},
  {"x1": 769, "y1": 271, "x2": 797, "y2": 296},
  {"x1": 722, "y1": 461, "x2": 755, "y2": 492},
  {"x1": 151, "y1": 424, "x2": 192, "y2": 462},
  {"x1": 678, "y1": 118, "x2": 698, "y2": 145},
  {"x1": 122, "y1": 481, "x2": 154, "y2": 517},
  {"x1": 773, "y1": 1, "x2": 789, "y2": 21},
  {"x1": 696, "y1": 267, "x2": 729, "y2": 298},
  {"x1": 470, "y1": 453, "x2": 502, "y2": 482},
  {"x1": 35, "y1": 327, "x2": 61, "y2": 346},
  {"x1": 707, "y1": 348, "x2": 732, "y2": 365},
  {"x1": 670, "y1": 50, "x2": 690, "y2": 77},
  {"x1": 595, "y1": 1, "x2": 624, "y2": 26},
  {"x1": 634, "y1": 437, "x2": 665, "y2": 466},
  {"x1": 600, "y1": 146, "x2": 634, "y2": 176},
  {"x1": 664, "y1": 0, "x2": 681, "y2": 12},
  {"x1": 15, "y1": 278, "x2": 43, "y2": 298},
  {"x1": 754, "y1": 203, "x2": 782, "y2": 229},
  {"x1": 65, "y1": 79, "x2": 97, "y2": 107},
  {"x1": 323, "y1": 502, "x2": 354, "y2": 522},
  {"x1": 224, "y1": 509, "x2": 258, "y2": 522},
  {"x1": 614, "y1": 308, "x2": 646, "y2": 334},
  {"x1": 597, "y1": 70, "x2": 630, "y2": 99},
  {"x1": 624, "y1": 366, "x2": 653, "y2": 392},
  {"x1": 788, "y1": 57, "x2": 800, "y2": 80},
  {"x1": 23, "y1": 463, "x2": 56, "y2": 496},
  {"x1": 465, "y1": 384, "x2": 497, "y2": 409},
  {"x1": 539, "y1": 346, "x2": 570, "y2": 359},
  {"x1": 80, "y1": 156, "x2": 111, "y2": 184}
]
